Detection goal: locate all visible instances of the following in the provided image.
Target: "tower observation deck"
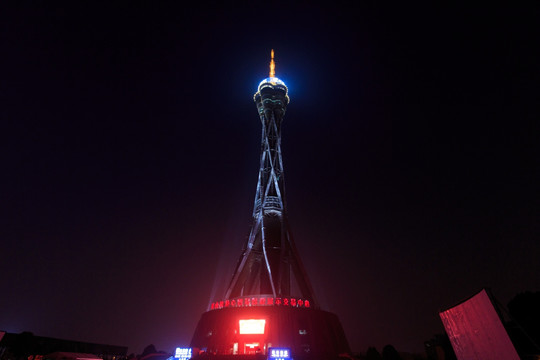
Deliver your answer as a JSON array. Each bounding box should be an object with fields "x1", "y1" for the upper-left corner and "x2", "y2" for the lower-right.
[{"x1": 190, "y1": 51, "x2": 349, "y2": 359}]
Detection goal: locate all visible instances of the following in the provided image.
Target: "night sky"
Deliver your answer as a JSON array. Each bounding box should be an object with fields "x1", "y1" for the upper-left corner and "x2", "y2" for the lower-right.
[{"x1": 1, "y1": 2, "x2": 539, "y2": 356}]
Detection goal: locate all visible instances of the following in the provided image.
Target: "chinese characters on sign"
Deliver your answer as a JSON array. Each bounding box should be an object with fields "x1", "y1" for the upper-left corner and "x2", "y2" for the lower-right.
[
  {"x1": 268, "y1": 348, "x2": 291, "y2": 360},
  {"x1": 210, "y1": 297, "x2": 310, "y2": 310},
  {"x1": 174, "y1": 348, "x2": 192, "y2": 360}
]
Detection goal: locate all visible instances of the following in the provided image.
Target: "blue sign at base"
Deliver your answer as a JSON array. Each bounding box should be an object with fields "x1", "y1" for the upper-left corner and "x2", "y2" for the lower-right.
[{"x1": 268, "y1": 347, "x2": 291, "y2": 360}]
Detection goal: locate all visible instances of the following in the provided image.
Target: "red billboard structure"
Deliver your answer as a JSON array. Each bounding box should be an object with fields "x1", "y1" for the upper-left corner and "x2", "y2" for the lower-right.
[
  {"x1": 190, "y1": 51, "x2": 350, "y2": 359},
  {"x1": 439, "y1": 289, "x2": 521, "y2": 360}
]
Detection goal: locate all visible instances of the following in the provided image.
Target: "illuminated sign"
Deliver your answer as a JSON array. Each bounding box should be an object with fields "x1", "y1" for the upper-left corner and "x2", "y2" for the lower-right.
[
  {"x1": 239, "y1": 319, "x2": 266, "y2": 334},
  {"x1": 174, "y1": 348, "x2": 192, "y2": 360},
  {"x1": 268, "y1": 348, "x2": 291, "y2": 360},
  {"x1": 210, "y1": 297, "x2": 310, "y2": 310}
]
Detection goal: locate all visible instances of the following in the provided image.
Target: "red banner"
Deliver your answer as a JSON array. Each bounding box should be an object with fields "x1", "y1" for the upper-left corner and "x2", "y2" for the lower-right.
[{"x1": 210, "y1": 297, "x2": 310, "y2": 310}]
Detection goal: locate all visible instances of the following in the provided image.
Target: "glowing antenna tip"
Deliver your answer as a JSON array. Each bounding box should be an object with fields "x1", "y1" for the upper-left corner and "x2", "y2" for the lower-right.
[{"x1": 269, "y1": 49, "x2": 276, "y2": 78}]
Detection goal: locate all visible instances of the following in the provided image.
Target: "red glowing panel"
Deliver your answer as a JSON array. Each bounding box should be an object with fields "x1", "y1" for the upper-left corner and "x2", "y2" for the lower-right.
[
  {"x1": 439, "y1": 289, "x2": 520, "y2": 360},
  {"x1": 239, "y1": 319, "x2": 266, "y2": 334}
]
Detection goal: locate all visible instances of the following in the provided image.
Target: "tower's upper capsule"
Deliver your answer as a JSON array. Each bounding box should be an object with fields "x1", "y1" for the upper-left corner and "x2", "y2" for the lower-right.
[
  {"x1": 255, "y1": 50, "x2": 289, "y2": 99},
  {"x1": 258, "y1": 76, "x2": 286, "y2": 89}
]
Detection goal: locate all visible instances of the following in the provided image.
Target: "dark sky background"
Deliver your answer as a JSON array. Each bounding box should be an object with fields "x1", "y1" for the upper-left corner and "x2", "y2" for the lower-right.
[{"x1": 1, "y1": 1, "x2": 539, "y2": 356}]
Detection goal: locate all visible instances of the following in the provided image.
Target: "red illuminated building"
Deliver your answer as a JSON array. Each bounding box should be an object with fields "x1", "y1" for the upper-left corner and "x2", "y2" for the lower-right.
[{"x1": 190, "y1": 51, "x2": 350, "y2": 359}]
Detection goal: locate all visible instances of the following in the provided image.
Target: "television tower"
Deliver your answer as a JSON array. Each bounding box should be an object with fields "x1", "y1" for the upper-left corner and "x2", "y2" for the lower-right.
[
  {"x1": 224, "y1": 49, "x2": 317, "y2": 304},
  {"x1": 190, "y1": 51, "x2": 349, "y2": 359}
]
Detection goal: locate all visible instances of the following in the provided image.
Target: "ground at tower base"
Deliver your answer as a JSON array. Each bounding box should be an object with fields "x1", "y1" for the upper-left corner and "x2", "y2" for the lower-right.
[{"x1": 0, "y1": 329, "x2": 437, "y2": 360}]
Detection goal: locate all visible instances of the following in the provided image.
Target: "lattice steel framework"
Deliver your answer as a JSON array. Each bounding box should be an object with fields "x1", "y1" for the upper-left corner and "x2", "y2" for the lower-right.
[{"x1": 224, "y1": 52, "x2": 317, "y2": 307}]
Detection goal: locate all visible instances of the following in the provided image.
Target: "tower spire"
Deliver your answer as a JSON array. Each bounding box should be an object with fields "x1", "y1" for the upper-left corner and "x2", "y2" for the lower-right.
[{"x1": 269, "y1": 49, "x2": 275, "y2": 78}]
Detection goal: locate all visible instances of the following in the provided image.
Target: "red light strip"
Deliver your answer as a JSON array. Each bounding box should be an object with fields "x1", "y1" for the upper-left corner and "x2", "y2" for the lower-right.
[{"x1": 210, "y1": 297, "x2": 310, "y2": 310}]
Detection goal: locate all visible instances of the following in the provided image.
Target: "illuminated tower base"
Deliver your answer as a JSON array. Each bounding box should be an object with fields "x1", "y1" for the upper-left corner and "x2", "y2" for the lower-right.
[
  {"x1": 190, "y1": 51, "x2": 349, "y2": 359},
  {"x1": 191, "y1": 306, "x2": 349, "y2": 359}
]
